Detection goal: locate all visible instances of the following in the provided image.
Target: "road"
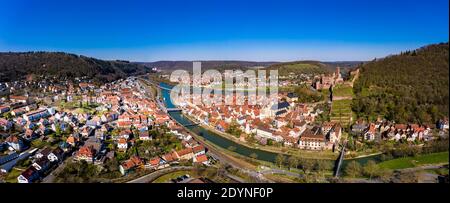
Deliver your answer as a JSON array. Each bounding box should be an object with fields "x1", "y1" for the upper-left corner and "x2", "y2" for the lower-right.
[
  {"x1": 127, "y1": 166, "x2": 193, "y2": 183},
  {"x1": 260, "y1": 168, "x2": 303, "y2": 179}
]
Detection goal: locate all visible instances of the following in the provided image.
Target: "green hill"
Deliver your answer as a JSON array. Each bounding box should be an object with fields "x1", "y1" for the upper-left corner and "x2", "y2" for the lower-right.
[
  {"x1": 352, "y1": 43, "x2": 449, "y2": 124},
  {"x1": 265, "y1": 61, "x2": 333, "y2": 76},
  {"x1": 0, "y1": 52, "x2": 151, "y2": 83}
]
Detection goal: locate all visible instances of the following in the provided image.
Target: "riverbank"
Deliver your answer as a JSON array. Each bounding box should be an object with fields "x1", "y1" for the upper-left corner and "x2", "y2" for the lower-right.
[
  {"x1": 149, "y1": 79, "x2": 384, "y2": 167},
  {"x1": 182, "y1": 111, "x2": 383, "y2": 161},
  {"x1": 182, "y1": 111, "x2": 339, "y2": 160}
]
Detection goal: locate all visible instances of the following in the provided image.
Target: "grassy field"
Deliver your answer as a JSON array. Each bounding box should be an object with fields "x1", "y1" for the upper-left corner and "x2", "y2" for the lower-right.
[
  {"x1": 4, "y1": 168, "x2": 22, "y2": 183},
  {"x1": 378, "y1": 152, "x2": 449, "y2": 170},
  {"x1": 333, "y1": 84, "x2": 354, "y2": 98},
  {"x1": 152, "y1": 170, "x2": 196, "y2": 183}
]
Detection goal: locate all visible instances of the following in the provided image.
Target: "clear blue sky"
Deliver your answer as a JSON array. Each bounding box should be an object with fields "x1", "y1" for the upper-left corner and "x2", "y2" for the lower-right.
[{"x1": 0, "y1": 0, "x2": 448, "y2": 61}]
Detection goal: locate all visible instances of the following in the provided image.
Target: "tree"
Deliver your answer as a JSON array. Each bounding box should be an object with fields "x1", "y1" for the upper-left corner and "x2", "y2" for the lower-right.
[
  {"x1": 344, "y1": 161, "x2": 362, "y2": 178},
  {"x1": 55, "y1": 124, "x2": 62, "y2": 137},
  {"x1": 377, "y1": 168, "x2": 393, "y2": 182},
  {"x1": 299, "y1": 158, "x2": 315, "y2": 173},
  {"x1": 288, "y1": 156, "x2": 299, "y2": 170},
  {"x1": 363, "y1": 160, "x2": 380, "y2": 179},
  {"x1": 315, "y1": 160, "x2": 333, "y2": 173},
  {"x1": 275, "y1": 154, "x2": 286, "y2": 168}
]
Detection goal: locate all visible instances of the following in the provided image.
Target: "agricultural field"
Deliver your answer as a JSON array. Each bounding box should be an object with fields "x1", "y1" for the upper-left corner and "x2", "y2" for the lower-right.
[
  {"x1": 330, "y1": 84, "x2": 355, "y2": 126},
  {"x1": 330, "y1": 99, "x2": 353, "y2": 126},
  {"x1": 333, "y1": 84, "x2": 354, "y2": 98}
]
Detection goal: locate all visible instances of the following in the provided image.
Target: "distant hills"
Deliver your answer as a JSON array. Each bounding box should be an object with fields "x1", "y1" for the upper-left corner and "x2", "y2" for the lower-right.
[
  {"x1": 0, "y1": 52, "x2": 150, "y2": 83},
  {"x1": 263, "y1": 61, "x2": 361, "y2": 76},
  {"x1": 0, "y1": 51, "x2": 362, "y2": 83},
  {"x1": 140, "y1": 60, "x2": 361, "y2": 76},
  {"x1": 353, "y1": 42, "x2": 449, "y2": 124},
  {"x1": 137, "y1": 61, "x2": 279, "y2": 73}
]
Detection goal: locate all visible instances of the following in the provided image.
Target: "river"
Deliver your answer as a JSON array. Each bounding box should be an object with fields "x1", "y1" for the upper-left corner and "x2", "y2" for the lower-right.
[{"x1": 159, "y1": 82, "x2": 382, "y2": 165}]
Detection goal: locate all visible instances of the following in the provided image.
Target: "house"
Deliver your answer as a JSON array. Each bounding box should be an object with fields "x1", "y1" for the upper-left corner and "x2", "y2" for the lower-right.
[
  {"x1": 193, "y1": 154, "x2": 209, "y2": 165},
  {"x1": 86, "y1": 116, "x2": 101, "y2": 128},
  {"x1": 364, "y1": 123, "x2": 377, "y2": 141},
  {"x1": 175, "y1": 148, "x2": 195, "y2": 160},
  {"x1": 328, "y1": 123, "x2": 342, "y2": 144},
  {"x1": 117, "y1": 138, "x2": 128, "y2": 152},
  {"x1": 352, "y1": 122, "x2": 367, "y2": 134},
  {"x1": 119, "y1": 156, "x2": 143, "y2": 175},
  {"x1": 0, "y1": 152, "x2": 18, "y2": 165},
  {"x1": 117, "y1": 121, "x2": 132, "y2": 128},
  {"x1": 216, "y1": 120, "x2": 229, "y2": 132},
  {"x1": 118, "y1": 130, "x2": 131, "y2": 139},
  {"x1": 101, "y1": 112, "x2": 119, "y2": 123},
  {"x1": 270, "y1": 101, "x2": 291, "y2": 117},
  {"x1": 23, "y1": 129, "x2": 38, "y2": 140},
  {"x1": 11, "y1": 108, "x2": 26, "y2": 117},
  {"x1": 0, "y1": 105, "x2": 10, "y2": 114},
  {"x1": 6, "y1": 135, "x2": 26, "y2": 151},
  {"x1": 74, "y1": 146, "x2": 96, "y2": 163},
  {"x1": 192, "y1": 145, "x2": 206, "y2": 156},
  {"x1": 17, "y1": 167, "x2": 39, "y2": 183},
  {"x1": 48, "y1": 147, "x2": 64, "y2": 163},
  {"x1": 256, "y1": 127, "x2": 283, "y2": 142},
  {"x1": 138, "y1": 131, "x2": 151, "y2": 141},
  {"x1": 162, "y1": 152, "x2": 178, "y2": 163},
  {"x1": 80, "y1": 127, "x2": 94, "y2": 138},
  {"x1": 35, "y1": 147, "x2": 52, "y2": 160},
  {"x1": 298, "y1": 126, "x2": 326, "y2": 150},
  {"x1": 32, "y1": 157, "x2": 51, "y2": 172},
  {"x1": 0, "y1": 118, "x2": 13, "y2": 131},
  {"x1": 23, "y1": 109, "x2": 50, "y2": 122},
  {"x1": 10, "y1": 95, "x2": 29, "y2": 104},
  {"x1": 66, "y1": 135, "x2": 78, "y2": 146},
  {"x1": 148, "y1": 157, "x2": 163, "y2": 169}
]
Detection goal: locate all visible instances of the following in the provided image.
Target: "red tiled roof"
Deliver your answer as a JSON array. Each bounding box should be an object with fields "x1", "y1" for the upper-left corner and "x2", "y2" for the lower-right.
[
  {"x1": 195, "y1": 154, "x2": 208, "y2": 163},
  {"x1": 176, "y1": 148, "x2": 193, "y2": 157},
  {"x1": 192, "y1": 145, "x2": 205, "y2": 153},
  {"x1": 76, "y1": 146, "x2": 95, "y2": 157},
  {"x1": 149, "y1": 157, "x2": 161, "y2": 166}
]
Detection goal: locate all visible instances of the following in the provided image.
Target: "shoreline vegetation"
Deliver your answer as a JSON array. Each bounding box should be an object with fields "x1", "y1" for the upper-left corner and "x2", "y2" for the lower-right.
[{"x1": 148, "y1": 80, "x2": 383, "y2": 162}]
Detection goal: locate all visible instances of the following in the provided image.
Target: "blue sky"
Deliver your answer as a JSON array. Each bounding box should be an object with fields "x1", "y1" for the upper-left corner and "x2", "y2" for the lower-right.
[{"x1": 0, "y1": 0, "x2": 448, "y2": 61}]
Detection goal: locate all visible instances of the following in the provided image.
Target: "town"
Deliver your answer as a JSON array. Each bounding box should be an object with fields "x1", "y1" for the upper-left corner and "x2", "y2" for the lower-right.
[
  {"x1": 0, "y1": 76, "x2": 211, "y2": 183},
  {"x1": 0, "y1": 64, "x2": 448, "y2": 183}
]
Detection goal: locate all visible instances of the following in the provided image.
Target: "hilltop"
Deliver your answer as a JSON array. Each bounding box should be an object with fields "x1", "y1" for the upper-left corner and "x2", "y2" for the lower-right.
[
  {"x1": 0, "y1": 52, "x2": 151, "y2": 83},
  {"x1": 139, "y1": 60, "x2": 361, "y2": 75},
  {"x1": 138, "y1": 60, "x2": 278, "y2": 73},
  {"x1": 263, "y1": 61, "x2": 361, "y2": 77},
  {"x1": 352, "y1": 42, "x2": 449, "y2": 124}
]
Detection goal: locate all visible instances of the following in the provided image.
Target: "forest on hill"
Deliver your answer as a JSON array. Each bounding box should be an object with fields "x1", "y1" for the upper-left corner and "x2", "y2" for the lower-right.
[
  {"x1": 264, "y1": 61, "x2": 361, "y2": 77},
  {"x1": 265, "y1": 61, "x2": 332, "y2": 76},
  {"x1": 352, "y1": 42, "x2": 449, "y2": 124},
  {"x1": 138, "y1": 60, "x2": 278, "y2": 73},
  {"x1": 0, "y1": 52, "x2": 151, "y2": 83}
]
